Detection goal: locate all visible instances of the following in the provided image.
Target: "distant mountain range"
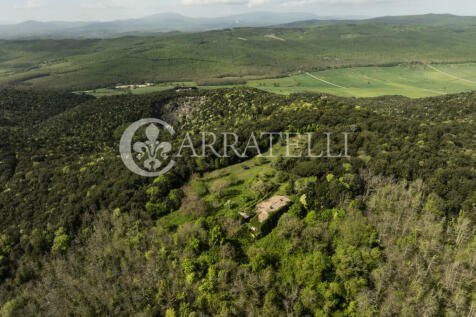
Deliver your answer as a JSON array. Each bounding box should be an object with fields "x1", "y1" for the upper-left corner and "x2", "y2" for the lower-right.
[
  {"x1": 0, "y1": 13, "x2": 475, "y2": 39},
  {"x1": 0, "y1": 12, "x2": 325, "y2": 39},
  {"x1": 280, "y1": 13, "x2": 476, "y2": 28}
]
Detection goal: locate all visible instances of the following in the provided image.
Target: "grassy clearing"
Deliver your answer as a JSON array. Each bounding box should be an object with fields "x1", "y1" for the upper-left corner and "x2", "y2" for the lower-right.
[
  {"x1": 247, "y1": 63, "x2": 476, "y2": 97},
  {"x1": 156, "y1": 139, "x2": 297, "y2": 233},
  {"x1": 80, "y1": 63, "x2": 476, "y2": 98},
  {"x1": 197, "y1": 142, "x2": 290, "y2": 210},
  {"x1": 77, "y1": 82, "x2": 196, "y2": 97},
  {"x1": 164, "y1": 133, "x2": 356, "y2": 240}
]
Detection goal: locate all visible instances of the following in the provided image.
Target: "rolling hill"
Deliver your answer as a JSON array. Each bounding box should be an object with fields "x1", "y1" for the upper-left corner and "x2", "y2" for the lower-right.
[
  {"x1": 2, "y1": 13, "x2": 474, "y2": 40},
  {"x1": 0, "y1": 10, "x2": 475, "y2": 317},
  {"x1": 1, "y1": 19, "x2": 476, "y2": 90},
  {"x1": 278, "y1": 13, "x2": 476, "y2": 28},
  {"x1": 0, "y1": 87, "x2": 474, "y2": 315},
  {"x1": 369, "y1": 13, "x2": 476, "y2": 26},
  {"x1": 0, "y1": 12, "x2": 322, "y2": 39}
]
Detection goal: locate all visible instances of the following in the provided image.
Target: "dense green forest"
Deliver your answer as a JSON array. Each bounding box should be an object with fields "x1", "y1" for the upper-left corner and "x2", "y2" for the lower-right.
[
  {"x1": 1, "y1": 20, "x2": 476, "y2": 90},
  {"x1": 0, "y1": 87, "x2": 474, "y2": 316}
]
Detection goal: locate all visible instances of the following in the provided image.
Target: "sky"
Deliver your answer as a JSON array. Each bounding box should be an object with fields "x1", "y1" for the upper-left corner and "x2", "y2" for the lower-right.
[{"x1": 0, "y1": 0, "x2": 476, "y2": 24}]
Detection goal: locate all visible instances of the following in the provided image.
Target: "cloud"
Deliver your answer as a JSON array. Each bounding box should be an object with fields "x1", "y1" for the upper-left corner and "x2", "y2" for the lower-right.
[
  {"x1": 181, "y1": 0, "x2": 390, "y2": 8},
  {"x1": 26, "y1": 0, "x2": 44, "y2": 8},
  {"x1": 81, "y1": 0, "x2": 161, "y2": 10},
  {"x1": 181, "y1": 0, "x2": 268, "y2": 6},
  {"x1": 182, "y1": 0, "x2": 245, "y2": 4},
  {"x1": 248, "y1": 0, "x2": 270, "y2": 7},
  {"x1": 281, "y1": 0, "x2": 394, "y2": 6},
  {"x1": 13, "y1": 0, "x2": 45, "y2": 9}
]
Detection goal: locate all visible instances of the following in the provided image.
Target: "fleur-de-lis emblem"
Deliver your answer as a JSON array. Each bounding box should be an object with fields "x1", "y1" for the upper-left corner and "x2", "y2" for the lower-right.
[{"x1": 133, "y1": 124, "x2": 172, "y2": 171}]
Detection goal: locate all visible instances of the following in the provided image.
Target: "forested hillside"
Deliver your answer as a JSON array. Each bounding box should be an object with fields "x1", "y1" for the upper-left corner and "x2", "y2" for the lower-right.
[
  {"x1": 0, "y1": 88, "x2": 474, "y2": 315},
  {"x1": 1, "y1": 20, "x2": 476, "y2": 90},
  {"x1": 0, "y1": 89, "x2": 92, "y2": 183}
]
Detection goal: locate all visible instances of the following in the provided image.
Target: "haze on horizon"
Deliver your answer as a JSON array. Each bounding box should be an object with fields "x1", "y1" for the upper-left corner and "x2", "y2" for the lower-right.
[{"x1": 0, "y1": 0, "x2": 476, "y2": 24}]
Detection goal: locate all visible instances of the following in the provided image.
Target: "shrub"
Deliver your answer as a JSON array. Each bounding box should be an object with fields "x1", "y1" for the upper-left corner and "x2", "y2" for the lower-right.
[
  {"x1": 165, "y1": 308, "x2": 176, "y2": 317},
  {"x1": 51, "y1": 227, "x2": 69, "y2": 253},
  {"x1": 250, "y1": 179, "x2": 274, "y2": 198},
  {"x1": 191, "y1": 180, "x2": 208, "y2": 196},
  {"x1": 180, "y1": 193, "x2": 209, "y2": 217},
  {"x1": 209, "y1": 179, "x2": 231, "y2": 198},
  {"x1": 275, "y1": 171, "x2": 289, "y2": 183},
  {"x1": 288, "y1": 203, "x2": 305, "y2": 218}
]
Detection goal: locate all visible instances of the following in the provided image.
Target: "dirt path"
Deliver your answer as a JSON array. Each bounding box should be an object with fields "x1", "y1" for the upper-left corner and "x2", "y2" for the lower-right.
[
  {"x1": 415, "y1": 87, "x2": 446, "y2": 95},
  {"x1": 265, "y1": 34, "x2": 285, "y2": 41},
  {"x1": 426, "y1": 64, "x2": 476, "y2": 85},
  {"x1": 305, "y1": 72, "x2": 347, "y2": 89}
]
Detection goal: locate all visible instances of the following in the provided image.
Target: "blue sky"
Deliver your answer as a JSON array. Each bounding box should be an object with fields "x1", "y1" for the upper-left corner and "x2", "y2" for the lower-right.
[{"x1": 0, "y1": 0, "x2": 476, "y2": 23}]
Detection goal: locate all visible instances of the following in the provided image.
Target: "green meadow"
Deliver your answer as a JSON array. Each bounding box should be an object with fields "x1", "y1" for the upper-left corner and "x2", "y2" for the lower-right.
[
  {"x1": 248, "y1": 63, "x2": 476, "y2": 97},
  {"x1": 157, "y1": 135, "x2": 320, "y2": 233},
  {"x1": 80, "y1": 82, "x2": 197, "y2": 97},
  {"x1": 81, "y1": 63, "x2": 476, "y2": 98}
]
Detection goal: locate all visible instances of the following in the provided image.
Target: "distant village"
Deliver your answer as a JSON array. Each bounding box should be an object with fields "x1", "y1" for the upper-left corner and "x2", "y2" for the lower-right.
[
  {"x1": 115, "y1": 83, "x2": 155, "y2": 89},
  {"x1": 114, "y1": 83, "x2": 198, "y2": 92}
]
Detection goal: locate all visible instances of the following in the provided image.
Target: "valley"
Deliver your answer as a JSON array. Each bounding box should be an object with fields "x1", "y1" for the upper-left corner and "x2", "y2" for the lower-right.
[
  {"x1": 2, "y1": 19, "x2": 476, "y2": 91},
  {"x1": 79, "y1": 62, "x2": 476, "y2": 98},
  {"x1": 0, "y1": 12, "x2": 475, "y2": 317}
]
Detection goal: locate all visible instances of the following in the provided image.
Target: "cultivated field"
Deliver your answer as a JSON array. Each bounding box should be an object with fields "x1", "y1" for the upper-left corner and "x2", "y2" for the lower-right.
[
  {"x1": 248, "y1": 63, "x2": 476, "y2": 97},
  {"x1": 80, "y1": 63, "x2": 476, "y2": 98}
]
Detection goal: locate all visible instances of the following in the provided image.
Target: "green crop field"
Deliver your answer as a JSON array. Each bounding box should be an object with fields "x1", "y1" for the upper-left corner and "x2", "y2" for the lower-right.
[
  {"x1": 247, "y1": 63, "x2": 476, "y2": 97},
  {"x1": 79, "y1": 82, "x2": 197, "y2": 97},
  {"x1": 80, "y1": 63, "x2": 476, "y2": 98}
]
